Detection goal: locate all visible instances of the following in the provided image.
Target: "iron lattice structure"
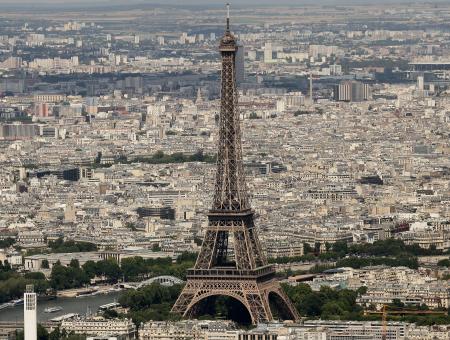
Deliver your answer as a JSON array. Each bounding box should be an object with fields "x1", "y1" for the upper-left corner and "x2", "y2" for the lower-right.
[{"x1": 172, "y1": 6, "x2": 300, "y2": 325}]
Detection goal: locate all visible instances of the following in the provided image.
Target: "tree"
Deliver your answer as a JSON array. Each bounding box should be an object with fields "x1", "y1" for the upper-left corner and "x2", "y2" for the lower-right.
[
  {"x1": 437, "y1": 259, "x2": 450, "y2": 267},
  {"x1": 69, "y1": 259, "x2": 80, "y2": 268},
  {"x1": 119, "y1": 283, "x2": 183, "y2": 325},
  {"x1": 154, "y1": 150, "x2": 165, "y2": 159},
  {"x1": 24, "y1": 272, "x2": 46, "y2": 280},
  {"x1": 96, "y1": 259, "x2": 122, "y2": 283},
  {"x1": 49, "y1": 327, "x2": 61, "y2": 340},
  {"x1": 303, "y1": 243, "x2": 313, "y2": 254},
  {"x1": 48, "y1": 237, "x2": 97, "y2": 253},
  {"x1": 152, "y1": 243, "x2": 161, "y2": 252},
  {"x1": 314, "y1": 242, "x2": 321, "y2": 254},
  {"x1": 125, "y1": 222, "x2": 137, "y2": 231},
  {"x1": 121, "y1": 256, "x2": 147, "y2": 281},
  {"x1": 332, "y1": 241, "x2": 348, "y2": 254},
  {"x1": 356, "y1": 286, "x2": 368, "y2": 296},
  {"x1": 37, "y1": 324, "x2": 49, "y2": 340},
  {"x1": 82, "y1": 261, "x2": 97, "y2": 279},
  {"x1": 392, "y1": 298, "x2": 405, "y2": 309},
  {"x1": 103, "y1": 309, "x2": 119, "y2": 319},
  {"x1": 321, "y1": 301, "x2": 344, "y2": 319},
  {"x1": 0, "y1": 237, "x2": 16, "y2": 248},
  {"x1": 282, "y1": 283, "x2": 361, "y2": 320},
  {"x1": 50, "y1": 263, "x2": 89, "y2": 290}
]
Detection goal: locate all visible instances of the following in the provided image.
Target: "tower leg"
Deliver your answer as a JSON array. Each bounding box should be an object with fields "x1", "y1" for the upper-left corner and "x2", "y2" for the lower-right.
[
  {"x1": 264, "y1": 285, "x2": 301, "y2": 322},
  {"x1": 171, "y1": 279, "x2": 299, "y2": 324}
]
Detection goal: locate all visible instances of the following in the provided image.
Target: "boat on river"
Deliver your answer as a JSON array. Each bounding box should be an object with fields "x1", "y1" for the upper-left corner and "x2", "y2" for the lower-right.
[{"x1": 44, "y1": 306, "x2": 63, "y2": 313}]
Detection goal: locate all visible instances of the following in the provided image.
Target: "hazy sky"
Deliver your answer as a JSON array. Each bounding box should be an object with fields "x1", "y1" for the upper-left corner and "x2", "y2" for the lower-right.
[
  {"x1": 0, "y1": 0, "x2": 445, "y2": 4},
  {"x1": 0, "y1": 0, "x2": 447, "y2": 11}
]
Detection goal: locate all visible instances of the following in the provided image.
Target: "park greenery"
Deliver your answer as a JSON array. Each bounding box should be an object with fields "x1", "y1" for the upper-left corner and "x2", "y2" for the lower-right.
[
  {"x1": 437, "y1": 259, "x2": 450, "y2": 267},
  {"x1": 249, "y1": 112, "x2": 260, "y2": 119},
  {"x1": 335, "y1": 256, "x2": 419, "y2": 269},
  {"x1": 48, "y1": 237, "x2": 98, "y2": 253},
  {"x1": 0, "y1": 237, "x2": 16, "y2": 248},
  {"x1": 48, "y1": 253, "x2": 196, "y2": 290},
  {"x1": 118, "y1": 283, "x2": 183, "y2": 325},
  {"x1": 282, "y1": 283, "x2": 450, "y2": 326},
  {"x1": 0, "y1": 252, "x2": 197, "y2": 302},
  {"x1": 133, "y1": 150, "x2": 216, "y2": 164},
  {"x1": 0, "y1": 261, "x2": 49, "y2": 303},
  {"x1": 115, "y1": 281, "x2": 450, "y2": 326},
  {"x1": 121, "y1": 251, "x2": 196, "y2": 281},
  {"x1": 93, "y1": 150, "x2": 216, "y2": 168},
  {"x1": 283, "y1": 283, "x2": 364, "y2": 320},
  {"x1": 269, "y1": 239, "x2": 441, "y2": 271}
]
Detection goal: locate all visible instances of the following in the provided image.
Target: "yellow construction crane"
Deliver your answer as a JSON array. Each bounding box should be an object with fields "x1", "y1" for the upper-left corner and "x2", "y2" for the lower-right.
[{"x1": 365, "y1": 304, "x2": 447, "y2": 340}]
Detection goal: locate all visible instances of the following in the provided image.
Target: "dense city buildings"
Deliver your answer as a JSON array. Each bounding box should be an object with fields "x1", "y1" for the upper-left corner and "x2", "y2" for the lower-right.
[{"x1": 0, "y1": 0, "x2": 450, "y2": 338}]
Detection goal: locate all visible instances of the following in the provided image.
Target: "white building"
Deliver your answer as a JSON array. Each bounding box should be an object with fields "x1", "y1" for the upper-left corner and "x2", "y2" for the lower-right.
[
  {"x1": 264, "y1": 43, "x2": 273, "y2": 63},
  {"x1": 24, "y1": 285, "x2": 37, "y2": 340},
  {"x1": 61, "y1": 317, "x2": 136, "y2": 338}
]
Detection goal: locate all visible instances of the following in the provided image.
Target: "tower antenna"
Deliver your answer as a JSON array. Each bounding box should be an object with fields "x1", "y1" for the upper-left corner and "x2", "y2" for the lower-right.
[{"x1": 226, "y1": 3, "x2": 230, "y2": 31}]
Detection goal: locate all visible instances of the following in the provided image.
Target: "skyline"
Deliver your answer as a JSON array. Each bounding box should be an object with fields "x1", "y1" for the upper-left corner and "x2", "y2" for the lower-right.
[
  {"x1": 1, "y1": 0, "x2": 450, "y2": 338},
  {"x1": 0, "y1": 0, "x2": 449, "y2": 8}
]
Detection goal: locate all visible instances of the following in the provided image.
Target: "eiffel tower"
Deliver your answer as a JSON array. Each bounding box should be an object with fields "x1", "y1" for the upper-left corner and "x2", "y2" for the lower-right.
[{"x1": 171, "y1": 4, "x2": 300, "y2": 325}]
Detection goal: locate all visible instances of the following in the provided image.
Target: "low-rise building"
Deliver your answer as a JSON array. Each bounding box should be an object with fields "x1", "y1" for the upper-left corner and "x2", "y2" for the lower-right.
[
  {"x1": 61, "y1": 317, "x2": 136, "y2": 339},
  {"x1": 24, "y1": 252, "x2": 102, "y2": 271}
]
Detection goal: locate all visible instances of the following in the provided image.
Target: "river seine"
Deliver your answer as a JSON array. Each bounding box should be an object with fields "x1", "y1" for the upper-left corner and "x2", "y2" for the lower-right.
[{"x1": 0, "y1": 291, "x2": 121, "y2": 322}]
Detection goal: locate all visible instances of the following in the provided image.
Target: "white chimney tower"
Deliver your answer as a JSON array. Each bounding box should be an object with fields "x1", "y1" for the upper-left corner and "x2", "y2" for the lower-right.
[{"x1": 24, "y1": 284, "x2": 37, "y2": 340}]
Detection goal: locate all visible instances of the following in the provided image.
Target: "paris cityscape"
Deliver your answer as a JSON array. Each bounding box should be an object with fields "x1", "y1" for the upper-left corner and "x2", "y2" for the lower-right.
[{"x1": 1, "y1": 0, "x2": 450, "y2": 339}]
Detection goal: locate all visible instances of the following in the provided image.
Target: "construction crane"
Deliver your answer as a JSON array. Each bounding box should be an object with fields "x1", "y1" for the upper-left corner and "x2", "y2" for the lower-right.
[{"x1": 365, "y1": 304, "x2": 447, "y2": 340}]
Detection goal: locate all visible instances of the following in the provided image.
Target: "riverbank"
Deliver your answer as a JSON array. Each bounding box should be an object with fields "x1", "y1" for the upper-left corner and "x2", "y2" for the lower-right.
[{"x1": 57, "y1": 284, "x2": 122, "y2": 298}]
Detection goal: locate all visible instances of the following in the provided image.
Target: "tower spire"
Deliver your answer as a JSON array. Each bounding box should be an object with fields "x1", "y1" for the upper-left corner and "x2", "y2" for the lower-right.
[{"x1": 226, "y1": 3, "x2": 230, "y2": 32}]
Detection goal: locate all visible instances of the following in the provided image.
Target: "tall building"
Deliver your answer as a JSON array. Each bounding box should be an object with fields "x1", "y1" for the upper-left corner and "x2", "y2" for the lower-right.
[
  {"x1": 264, "y1": 43, "x2": 273, "y2": 63},
  {"x1": 171, "y1": 4, "x2": 299, "y2": 324},
  {"x1": 417, "y1": 75, "x2": 424, "y2": 91},
  {"x1": 0, "y1": 78, "x2": 25, "y2": 93},
  {"x1": 24, "y1": 285, "x2": 37, "y2": 340},
  {"x1": 0, "y1": 123, "x2": 39, "y2": 140},
  {"x1": 333, "y1": 81, "x2": 371, "y2": 102},
  {"x1": 85, "y1": 97, "x2": 98, "y2": 114},
  {"x1": 34, "y1": 102, "x2": 49, "y2": 117},
  {"x1": 285, "y1": 92, "x2": 305, "y2": 108},
  {"x1": 236, "y1": 42, "x2": 245, "y2": 84}
]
